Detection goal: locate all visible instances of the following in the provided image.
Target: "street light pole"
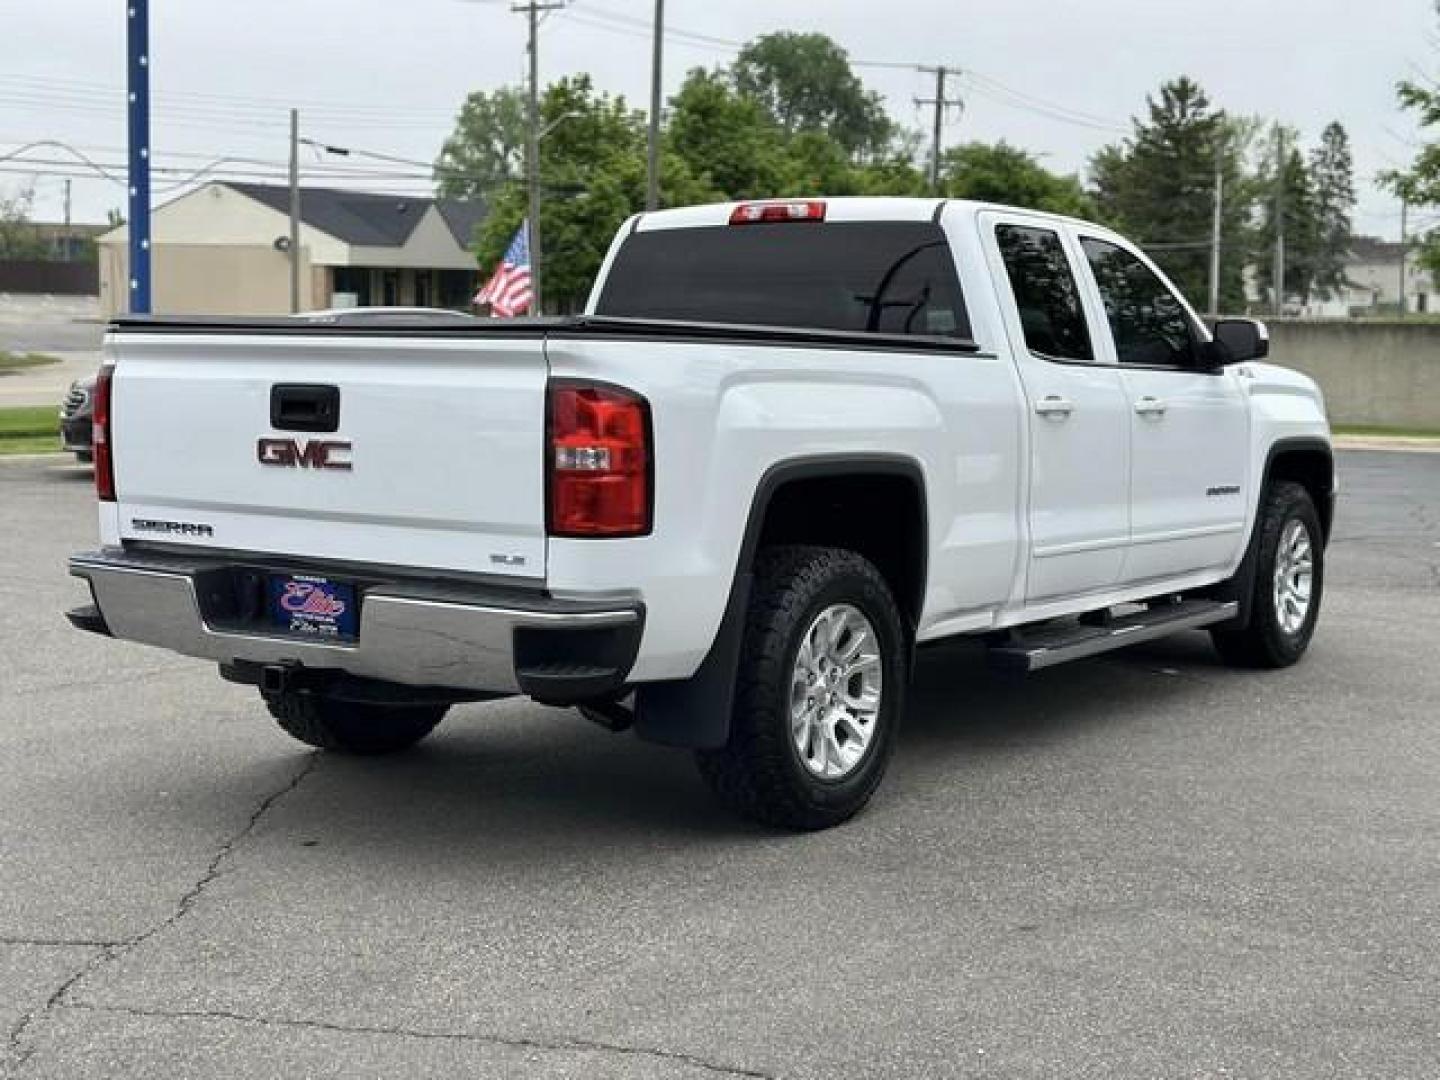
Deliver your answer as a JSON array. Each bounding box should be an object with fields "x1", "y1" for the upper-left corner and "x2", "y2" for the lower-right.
[
  {"x1": 645, "y1": 0, "x2": 664, "y2": 211},
  {"x1": 1399, "y1": 197, "x2": 1409, "y2": 317},
  {"x1": 125, "y1": 0, "x2": 151, "y2": 314},
  {"x1": 1272, "y1": 128, "x2": 1286, "y2": 319},
  {"x1": 514, "y1": 0, "x2": 564, "y2": 314},
  {"x1": 916, "y1": 66, "x2": 961, "y2": 195},
  {"x1": 1207, "y1": 142, "x2": 1224, "y2": 317},
  {"x1": 289, "y1": 108, "x2": 301, "y2": 313}
]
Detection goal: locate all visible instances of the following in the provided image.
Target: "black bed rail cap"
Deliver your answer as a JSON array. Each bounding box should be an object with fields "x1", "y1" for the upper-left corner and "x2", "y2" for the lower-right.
[{"x1": 106, "y1": 312, "x2": 982, "y2": 354}]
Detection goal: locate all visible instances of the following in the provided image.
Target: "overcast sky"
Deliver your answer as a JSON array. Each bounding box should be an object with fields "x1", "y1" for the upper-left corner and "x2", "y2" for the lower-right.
[{"x1": 0, "y1": 0, "x2": 1434, "y2": 241}]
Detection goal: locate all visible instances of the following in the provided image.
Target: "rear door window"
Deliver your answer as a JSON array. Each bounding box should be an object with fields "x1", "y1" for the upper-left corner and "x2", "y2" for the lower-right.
[
  {"x1": 595, "y1": 221, "x2": 971, "y2": 339},
  {"x1": 994, "y1": 224, "x2": 1094, "y2": 363}
]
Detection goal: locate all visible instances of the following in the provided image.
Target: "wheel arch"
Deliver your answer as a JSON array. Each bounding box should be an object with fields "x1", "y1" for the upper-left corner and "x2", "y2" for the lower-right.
[
  {"x1": 1205, "y1": 435, "x2": 1335, "y2": 631},
  {"x1": 745, "y1": 456, "x2": 928, "y2": 628},
  {"x1": 634, "y1": 453, "x2": 928, "y2": 749},
  {"x1": 1263, "y1": 437, "x2": 1335, "y2": 543}
]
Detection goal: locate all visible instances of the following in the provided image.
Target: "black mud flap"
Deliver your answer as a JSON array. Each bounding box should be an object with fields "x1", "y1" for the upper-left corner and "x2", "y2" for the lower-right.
[{"x1": 633, "y1": 571, "x2": 752, "y2": 750}]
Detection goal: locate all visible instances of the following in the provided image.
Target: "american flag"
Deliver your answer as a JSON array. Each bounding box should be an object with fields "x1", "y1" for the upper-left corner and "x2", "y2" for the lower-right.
[{"x1": 474, "y1": 221, "x2": 533, "y2": 317}]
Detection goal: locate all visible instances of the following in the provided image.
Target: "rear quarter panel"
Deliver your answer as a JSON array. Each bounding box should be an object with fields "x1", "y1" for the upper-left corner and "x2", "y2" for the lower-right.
[{"x1": 545, "y1": 336, "x2": 1023, "y2": 681}]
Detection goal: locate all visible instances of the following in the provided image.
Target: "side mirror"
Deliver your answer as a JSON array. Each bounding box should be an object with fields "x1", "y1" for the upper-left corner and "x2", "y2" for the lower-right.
[{"x1": 1211, "y1": 318, "x2": 1270, "y2": 364}]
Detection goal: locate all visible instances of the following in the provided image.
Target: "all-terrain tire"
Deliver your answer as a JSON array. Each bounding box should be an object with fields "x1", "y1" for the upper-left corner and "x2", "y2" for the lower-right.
[
  {"x1": 1211, "y1": 481, "x2": 1324, "y2": 669},
  {"x1": 264, "y1": 692, "x2": 447, "y2": 755},
  {"x1": 696, "y1": 545, "x2": 908, "y2": 831}
]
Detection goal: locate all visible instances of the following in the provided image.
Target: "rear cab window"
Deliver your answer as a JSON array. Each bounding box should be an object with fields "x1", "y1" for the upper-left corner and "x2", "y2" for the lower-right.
[{"x1": 594, "y1": 221, "x2": 971, "y2": 340}]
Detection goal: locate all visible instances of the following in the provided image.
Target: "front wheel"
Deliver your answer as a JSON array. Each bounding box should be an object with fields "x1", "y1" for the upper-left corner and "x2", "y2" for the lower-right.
[
  {"x1": 264, "y1": 691, "x2": 447, "y2": 754},
  {"x1": 1211, "y1": 481, "x2": 1324, "y2": 669},
  {"x1": 696, "y1": 545, "x2": 908, "y2": 831}
]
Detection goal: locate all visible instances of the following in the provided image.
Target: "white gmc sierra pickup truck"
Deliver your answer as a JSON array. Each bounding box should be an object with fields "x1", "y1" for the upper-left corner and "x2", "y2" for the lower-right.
[{"x1": 68, "y1": 197, "x2": 1334, "y2": 830}]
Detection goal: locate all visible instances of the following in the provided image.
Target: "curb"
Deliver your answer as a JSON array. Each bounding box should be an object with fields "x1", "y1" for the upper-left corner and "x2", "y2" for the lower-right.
[
  {"x1": 1333, "y1": 436, "x2": 1440, "y2": 453},
  {"x1": 0, "y1": 452, "x2": 81, "y2": 464}
]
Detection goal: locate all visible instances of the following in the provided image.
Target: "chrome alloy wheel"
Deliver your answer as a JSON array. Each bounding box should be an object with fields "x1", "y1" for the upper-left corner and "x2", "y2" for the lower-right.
[
  {"x1": 1273, "y1": 518, "x2": 1315, "y2": 635},
  {"x1": 789, "y1": 603, "x2": 883, "y2": 780}
]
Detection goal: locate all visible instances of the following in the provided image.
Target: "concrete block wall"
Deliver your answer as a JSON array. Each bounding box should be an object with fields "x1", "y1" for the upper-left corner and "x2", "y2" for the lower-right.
[{"x1": 1266, "y1": 321, "x2": 1440, "y2": 431}]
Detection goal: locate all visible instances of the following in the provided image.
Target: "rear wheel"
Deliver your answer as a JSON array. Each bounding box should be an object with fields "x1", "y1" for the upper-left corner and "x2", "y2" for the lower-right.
[
  {"x1": 1211, "y1": 481, "x2": 1324, "y2": 669},
  {"x1": 264, "y1": 691, "x2": 446, "y2": 754},
  {"x1": 696, "y1": 545, "x2": 907, "y2": 831}
]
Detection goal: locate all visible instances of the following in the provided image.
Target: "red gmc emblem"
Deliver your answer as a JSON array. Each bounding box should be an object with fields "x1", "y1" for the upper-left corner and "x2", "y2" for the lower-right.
[{"x1": 257, "y1": 438, "x2": 353, "y2": 471}]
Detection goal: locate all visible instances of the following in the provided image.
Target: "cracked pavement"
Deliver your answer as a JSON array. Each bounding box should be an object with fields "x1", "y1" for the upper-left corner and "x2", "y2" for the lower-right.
[{"x1": 2, "y1": 451, "x2": 1438, "y2": 1078}]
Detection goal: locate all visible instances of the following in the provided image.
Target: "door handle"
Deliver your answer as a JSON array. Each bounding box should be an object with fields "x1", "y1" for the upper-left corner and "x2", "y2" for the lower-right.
[
  {"x1": 1034, "y1": 395, "x2": 1074, "y2": 419},
  {"x1": 1134, "y1": 395, "x2": 1168, "y2": 417},
  {"x1": 271, "y1": 384, "x2": 341, "y2": 433}
]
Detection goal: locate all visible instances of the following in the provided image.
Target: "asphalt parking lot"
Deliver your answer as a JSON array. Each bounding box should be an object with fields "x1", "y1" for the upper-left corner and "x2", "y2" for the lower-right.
[
  {"x1": 0, "y1": 298, "x2": 103, "y2": 408},
  {"x1": 1, "y1": 450, "x2": 1437, "y2": 1078}
]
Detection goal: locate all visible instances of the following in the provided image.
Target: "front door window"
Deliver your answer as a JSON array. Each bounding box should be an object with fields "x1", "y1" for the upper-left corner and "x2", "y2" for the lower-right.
[{"x1": 1080, "y1": 238, "x2": 1197, "y2": 369}]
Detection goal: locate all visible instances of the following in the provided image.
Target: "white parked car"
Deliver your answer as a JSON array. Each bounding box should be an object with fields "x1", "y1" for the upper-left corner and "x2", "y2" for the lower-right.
[{"x1": 69, "y1": 198, "x2": 1333, "y2": 829}]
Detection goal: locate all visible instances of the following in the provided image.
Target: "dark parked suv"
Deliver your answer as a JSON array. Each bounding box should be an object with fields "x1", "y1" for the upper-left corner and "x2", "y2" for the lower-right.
[{"x1": 59, "y1": 376, "x2": 96, "y2": 463}]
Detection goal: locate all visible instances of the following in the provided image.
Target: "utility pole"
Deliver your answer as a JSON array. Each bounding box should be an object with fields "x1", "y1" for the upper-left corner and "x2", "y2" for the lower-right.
[
  {"x1": 514, "y1": 0, "x2": 564, "y2": 314},
  {"x1": 126, "y1": 0, "x2": 151, "y2": 314},
  {"x1": 62, "y1": 178, "x2": 72, "y2": 259},
  {"x1": 1398, "y1": 198, "x2": 1409, "y2": 317},
  {"x1": 916, "y1": 66, "x2": 963, "y2": 194},
  {"x1": 288, "y1": 108, "x2": 301, "y2": 313},
  {"x1": 1207, "y1": 143, "x2": 1224, "y2": 317},
  {"x1": 645, "y1": 0, "x2": 664, "y2": 211},
  {"x1": 1271, "y1": 128, "x2": 1286, "y2": 319}
]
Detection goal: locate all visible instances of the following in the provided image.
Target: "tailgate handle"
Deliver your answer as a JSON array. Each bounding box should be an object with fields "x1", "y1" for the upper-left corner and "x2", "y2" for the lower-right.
[{"x1": 271, "y1": 384, "x2": 340, "y2": 433}]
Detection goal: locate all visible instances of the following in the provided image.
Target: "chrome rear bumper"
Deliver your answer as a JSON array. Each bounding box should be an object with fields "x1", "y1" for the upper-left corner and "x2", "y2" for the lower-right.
[{"x1": 68, "y1": 548, "x2": 642, "y2": 697}]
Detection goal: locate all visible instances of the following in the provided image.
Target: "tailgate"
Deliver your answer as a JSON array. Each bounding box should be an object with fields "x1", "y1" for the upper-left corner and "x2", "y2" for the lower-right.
[{"x1": 109, "y1": 331, "x2": 549, "y2": 579}]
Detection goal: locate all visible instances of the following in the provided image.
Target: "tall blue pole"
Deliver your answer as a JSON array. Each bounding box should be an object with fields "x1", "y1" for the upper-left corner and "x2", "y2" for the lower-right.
[{"x1": 126, "y1": 0, "x2": 151, "y2": 314}]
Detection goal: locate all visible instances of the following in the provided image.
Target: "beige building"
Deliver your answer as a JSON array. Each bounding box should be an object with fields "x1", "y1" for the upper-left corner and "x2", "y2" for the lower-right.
[{"x1": 97, "y1": 182, "x2": 485, "y2": 318}]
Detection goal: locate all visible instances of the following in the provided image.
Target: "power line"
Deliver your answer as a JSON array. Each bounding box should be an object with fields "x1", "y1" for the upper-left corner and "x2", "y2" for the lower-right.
[
  {"x1": 2, "y1": 28, "x2": 1130, "y2": 147},
  {"x1": 960, "y1": 71, "x2": 1126, "y2": 131},
  {"x1": 0, "y1": 73, "x2": 459, "y2": 122},
  {"x1": 0, "y1": 140, "x2": 522, "y2": 196},
  {"x1": 554, "y1": 6, "x2": 1125, "y2": 137},
  {"x1": 0, "y1": 140, "x2": 129, "y2": 184}
]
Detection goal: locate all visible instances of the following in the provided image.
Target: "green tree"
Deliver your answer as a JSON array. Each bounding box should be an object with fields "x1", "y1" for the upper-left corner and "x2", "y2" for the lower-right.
[
  {"x1": 474, "y1": 76, "x2": 711, "y2": 313},
  {"x1": 0, "y1": 184, "x2": 47, "y2": 260},
  {"x1": 665, "y1": 69, "x2": 785, "y2": 198},
  {"x1": 434, "y1": 86, "x2": 528, "y2": 201},
  {"x1": 940, "y1": 142, "x2": 1093, "y2": 217},
  {"x1": 1380, "y1": 31, "x2": 1440, "y2": 282},
  {"x1": 851, "y1": 155, "x2": 929, "y2": 197},
  {"x1": 1089, "y1": 77, "x2": 1251, "y2": 311},
  {"x1": 732, "y1": 32, "x2": 893, "y2": 159},
  {"x1": 1307, "y1": 122, "x2": 1355, "y2": 300}
]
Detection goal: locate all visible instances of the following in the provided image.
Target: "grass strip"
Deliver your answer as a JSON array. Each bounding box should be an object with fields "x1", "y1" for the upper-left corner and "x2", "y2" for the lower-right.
[{"x1": 0, "y1": 351, "x2": 60, "y2": 373}]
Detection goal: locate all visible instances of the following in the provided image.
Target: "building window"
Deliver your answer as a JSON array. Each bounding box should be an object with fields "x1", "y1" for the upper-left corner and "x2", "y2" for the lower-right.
[
  {"x1": 331, "y1": 267, "x2": 370, "y2": 308},
  {"x1": 437, "y1": 269, "x2": 477, "y2": 310}
]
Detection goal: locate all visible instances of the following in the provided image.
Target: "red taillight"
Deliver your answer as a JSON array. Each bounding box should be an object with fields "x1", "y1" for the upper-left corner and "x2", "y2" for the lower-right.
[
  {"x1": 93, "y1": 364, "x2": 115, "y2": 502},
  {"x1": 548, "y1": 381, "x2": 651, "y2": 538},
  {"x1": 729, "y1": 200, "x2": 827, "y2": 225}
]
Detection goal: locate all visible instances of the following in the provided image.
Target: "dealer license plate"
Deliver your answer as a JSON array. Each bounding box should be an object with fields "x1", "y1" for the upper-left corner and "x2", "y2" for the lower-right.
[{"x1": 269, "y1": 574, "x2": 358, "y2": 640}]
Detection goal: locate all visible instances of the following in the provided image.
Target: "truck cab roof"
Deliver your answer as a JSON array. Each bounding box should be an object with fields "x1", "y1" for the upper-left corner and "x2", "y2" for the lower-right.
[{"x1": 629, "y1": 196, "x2": 1101, "y2": 234}]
